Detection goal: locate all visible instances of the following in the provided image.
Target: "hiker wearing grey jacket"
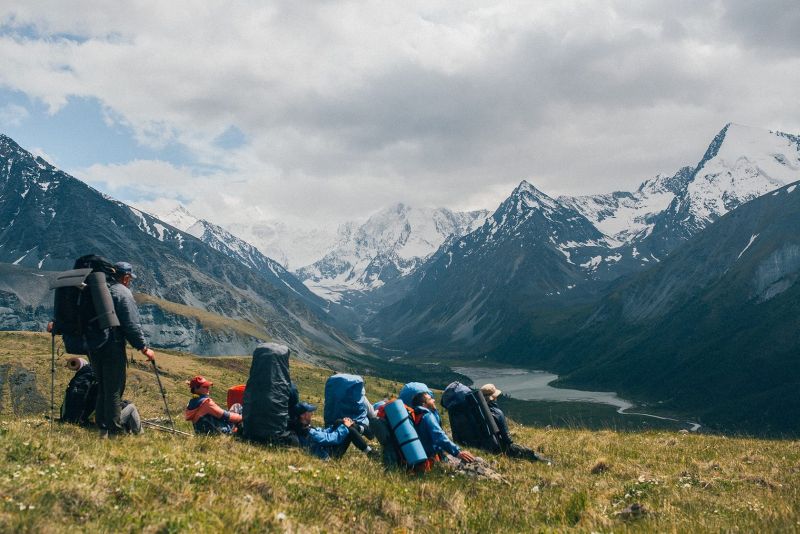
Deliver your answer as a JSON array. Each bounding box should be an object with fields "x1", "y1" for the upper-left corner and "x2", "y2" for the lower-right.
[{"x1": 90, "y1": 261, "x2": 154, "y2": 437}]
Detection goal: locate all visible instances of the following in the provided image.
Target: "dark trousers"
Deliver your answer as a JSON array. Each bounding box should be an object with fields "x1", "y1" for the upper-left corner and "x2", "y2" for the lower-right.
[
  {"x1": 504, "y1": 442, "x2": 542, "y2": 462},
  {"x1": 89, "y1": 341, "x2": 127, "y2": 433},
  {"x1": 331, "y1": 420, "x2": 370, "y2": 458}
]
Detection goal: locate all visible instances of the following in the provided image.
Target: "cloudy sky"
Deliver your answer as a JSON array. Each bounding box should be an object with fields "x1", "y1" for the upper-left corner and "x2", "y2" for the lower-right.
[{"x1": 1, "y1": 1, "x2": 798, "y2": 230}]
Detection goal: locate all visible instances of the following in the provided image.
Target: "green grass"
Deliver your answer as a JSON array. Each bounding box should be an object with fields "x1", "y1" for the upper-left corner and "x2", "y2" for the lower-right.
[
  {"x1": 134, "y1": 293, "x2": 272, "y2": 341},
  {"x1": 1, "y1": 332, "x2": 799, "y2": 532}
]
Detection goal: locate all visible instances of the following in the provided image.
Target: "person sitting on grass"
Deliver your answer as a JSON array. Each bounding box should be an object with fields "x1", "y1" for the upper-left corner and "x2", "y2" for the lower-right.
[
  {"x1": 184, "y1": 375, "x2": 242, "y2": 434},
  {"x1": 480, "y1": 384, "x2": 552, "y2": 464},
  {"x1": 294, "y1": 402, "x2": 375, "y2": 460},
  {"x1": 407, "y1": 386, "x2": 476, "y2": 465}
]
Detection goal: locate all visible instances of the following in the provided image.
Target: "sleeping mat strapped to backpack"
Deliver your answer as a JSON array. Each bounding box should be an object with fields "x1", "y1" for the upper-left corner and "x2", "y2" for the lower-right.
[
  {"x1": 51, "y1": 255, "x2": 120, "y2": 355},
  {"x1": 242, "y1": 343, "x2": 294, "y2": 444},
  {"x1": 383, "y1": 399, "x2": 427, "y2": 466},
  {"x1": 323, "y1": 373, "x2": 368, "y2": 427}
]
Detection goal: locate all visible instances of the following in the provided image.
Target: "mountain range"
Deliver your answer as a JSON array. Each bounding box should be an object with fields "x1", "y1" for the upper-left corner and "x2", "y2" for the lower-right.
[
  {"x1": 2, "y1": 122, "x2": 799, "y2": 433},
  {"x1": 0, "y1": 134, "x2": 365, "y2": 361},
  {"x1": 367, "y1": 124, "x2": 800, "y2": 354}
]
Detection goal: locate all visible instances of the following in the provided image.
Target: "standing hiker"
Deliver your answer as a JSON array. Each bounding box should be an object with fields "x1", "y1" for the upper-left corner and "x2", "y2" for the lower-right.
[{"x1": 90, "y1": 261, "x2": 154, "y2": 438}]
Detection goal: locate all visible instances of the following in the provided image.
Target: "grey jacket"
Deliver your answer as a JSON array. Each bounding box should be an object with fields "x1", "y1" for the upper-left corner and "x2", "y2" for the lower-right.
[{"x1": 109, "y1": 282, "x2": 147, "y2": 350}]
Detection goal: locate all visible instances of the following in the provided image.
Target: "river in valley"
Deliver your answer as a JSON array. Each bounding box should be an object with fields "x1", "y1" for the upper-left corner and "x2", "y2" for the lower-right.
[{"x1": 452, "y1": 366, "x2": 701, "y2": 431}]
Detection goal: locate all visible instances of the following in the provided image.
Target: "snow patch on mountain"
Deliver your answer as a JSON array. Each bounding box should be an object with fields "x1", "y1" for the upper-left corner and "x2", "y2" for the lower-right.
[
  {"x1": 737, "y1": 234, "x2": 759, "y2": 260},
  {"x1": 560, "y1": 173, "x2": 682, "y2": 246}
]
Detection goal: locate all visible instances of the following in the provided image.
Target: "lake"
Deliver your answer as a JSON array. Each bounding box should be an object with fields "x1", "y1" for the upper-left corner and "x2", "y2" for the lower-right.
[
  {"x1": 452, "y1": 366, "x2": 634, "y2": 410},
  {"x1": 453, "y1": 366, "x2": 701, "y2": 431}
]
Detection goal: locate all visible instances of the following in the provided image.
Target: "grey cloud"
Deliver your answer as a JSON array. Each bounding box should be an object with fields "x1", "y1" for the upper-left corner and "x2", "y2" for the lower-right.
[
  {"x1": 720, "y1": 0, "x2": 800, "y2": 54},
  {"x1": 2, "y1": 1, "x2": 800, "y2": 229}
]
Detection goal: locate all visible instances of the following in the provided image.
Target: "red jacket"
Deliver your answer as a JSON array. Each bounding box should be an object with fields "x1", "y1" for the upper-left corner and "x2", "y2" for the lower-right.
[{"x1": 184, "y1": 395, "x2": 242, "y2": 424}]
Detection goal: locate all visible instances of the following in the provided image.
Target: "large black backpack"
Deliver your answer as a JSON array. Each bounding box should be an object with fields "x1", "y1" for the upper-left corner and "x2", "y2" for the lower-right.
[
  {"x1": 52, "y1": 255, "x2": 119, "y2": 354},
  {"x1": 441, "y1": 382, "x2": 501, "y2": 453},
  {"x1": 60, "y1": 365, "x2": 98, "y2": 425},
  {"x1": 242, "y1": 343, "x2": 297, "y2": 445}
]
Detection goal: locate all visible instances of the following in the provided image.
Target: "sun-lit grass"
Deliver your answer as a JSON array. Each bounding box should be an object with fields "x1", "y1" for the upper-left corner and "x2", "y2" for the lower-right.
[
  {"x1": 134, "y1": 293, "x2": 271, "y2": 341},
  {"x1": 1, "y1": 332, "x2": 799, "y2": 532}
]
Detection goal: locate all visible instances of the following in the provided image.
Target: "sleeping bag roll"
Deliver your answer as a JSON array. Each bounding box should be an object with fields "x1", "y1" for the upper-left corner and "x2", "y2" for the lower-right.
[
  {"x1": 475, "y1": 389, "x2": 500, "y2": 434},
  {"x1": 86, "y1": 271, "x2": 120, "y2": 329},
  {"x1": 384, "y1": 400, "x2": 427, "y2": 466}
]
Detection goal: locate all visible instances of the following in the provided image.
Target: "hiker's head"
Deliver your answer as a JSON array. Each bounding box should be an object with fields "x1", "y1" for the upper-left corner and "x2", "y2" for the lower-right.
[
  {"x1": 295, "y1": 402, "x2": 316, "y2": 425},
  {"x1": 187, "y1": 375, "x2": 213, "y2": 394},
  {"x1": 113, "y1": 261, "x2": 137, "y2": 286},
  {"x1": 412, "y1": 392, "x2": 435, "y2": 410},
  {"x1": 480, "y1": 383, "x2": 501, "y2": 401}
]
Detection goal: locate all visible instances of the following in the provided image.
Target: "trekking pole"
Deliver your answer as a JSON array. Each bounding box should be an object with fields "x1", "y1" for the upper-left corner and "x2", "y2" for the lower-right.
[
  {"x1": 50, "y1": 331, "x2": 56, "y2": 432},
  {"x1": 142, "y1": 420, "x2": 192, "y2": 437},
  {"x1": 150, "y1": 360, "x2": 176, "y2": 430}
]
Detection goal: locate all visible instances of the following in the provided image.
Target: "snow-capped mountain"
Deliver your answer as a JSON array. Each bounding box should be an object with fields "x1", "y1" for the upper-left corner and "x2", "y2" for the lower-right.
[
  {"x1": 295, "y1": 204, "x2": 488, "y2": 302},
  {"x1": 160, "y1": 207, "x2": 323, "y2": 309},
  {"x1": 646, "y1": 123, "x2": 800, "y2": 254},
  {"x1": 367, "y1": 124, "x2": 800, "y2": 355},
  {"x1": 0, "y1": 134, "x2": 365, "y2": 358},
  {"x1": 562, "y1": 123, "x2": 800, "y2": 265},
  {"x1": 365, "y1": 181, "x2": 613, "y2": 352},
  {"x1": 493, "y1": 180, "x2": 800, "y2": 434},
  {"x1": 559, "y1": 168, "x2": 692, "y2": 246},
  {"x1": 225, "y1": 220, "x2": 338, "y2": 271}
]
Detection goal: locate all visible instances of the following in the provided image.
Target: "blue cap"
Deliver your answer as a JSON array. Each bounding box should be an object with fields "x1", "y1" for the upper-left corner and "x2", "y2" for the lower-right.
[
  {"x1": 295, "y1": 402, "x2": 316, "y2": 415},
  {"x1": 114, "y1": 261, "x2": 137, "y2": 279}
]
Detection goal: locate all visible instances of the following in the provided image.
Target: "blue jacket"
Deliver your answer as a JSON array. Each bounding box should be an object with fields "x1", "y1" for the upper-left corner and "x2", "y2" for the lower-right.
[
  {"x1": 414, "y1": 406, "x2": 460, "y2": 458},
  {"x1": 298, "y1": 424, "x2": 350, "y2": 460}
]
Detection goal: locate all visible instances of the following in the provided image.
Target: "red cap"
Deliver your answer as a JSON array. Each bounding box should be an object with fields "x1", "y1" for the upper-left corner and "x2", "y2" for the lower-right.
[{"x1": 187, "y1": 376, "x2": 213, "y2": 390}]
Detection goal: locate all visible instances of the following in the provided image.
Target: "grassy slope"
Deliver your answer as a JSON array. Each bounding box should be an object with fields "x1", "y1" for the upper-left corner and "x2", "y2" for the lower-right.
[{"x1": 1, "y1": 332, "x2": 799, "y2": 533}]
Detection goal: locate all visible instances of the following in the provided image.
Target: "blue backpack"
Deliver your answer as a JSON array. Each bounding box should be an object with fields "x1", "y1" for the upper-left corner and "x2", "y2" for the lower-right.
[{"x1": 323, "y1": 374, "x2": 368, "y2": 427}]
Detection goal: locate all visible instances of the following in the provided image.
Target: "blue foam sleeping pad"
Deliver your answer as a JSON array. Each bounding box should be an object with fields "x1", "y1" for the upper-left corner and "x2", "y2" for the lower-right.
[{"x1": 384, "y1": 399, "x2": 427, "y2": 466}]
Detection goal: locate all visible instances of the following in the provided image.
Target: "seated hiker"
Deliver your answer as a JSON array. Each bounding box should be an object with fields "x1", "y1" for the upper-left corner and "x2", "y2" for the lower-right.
[
  {"x1": 400, "y1": 383, "x2": 475, "y2": 465},
  {"x1": 480, "y1": 384, "x2": 551, "y2": 464},
  {"x1": 294, "y1": 402, "x2": 375, "y2": 460},
  {"x1": 184, "y1": 376, "x2": 242, "y2": 434}
]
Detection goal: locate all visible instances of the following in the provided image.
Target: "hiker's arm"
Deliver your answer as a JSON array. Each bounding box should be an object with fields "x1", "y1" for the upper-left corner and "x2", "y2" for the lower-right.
[
  {"x1": 310, "y1": 425, "x2": 350, "y2": 446},
  {"x1": 112, "y1": 285, "x2": 147, "y2": 350},
  {"x1": 426, "y1": 414, "x2": 461, "y2": 456},
  {"x1": 206, "y1": 397, "x2": 242, "y2": 424}
]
